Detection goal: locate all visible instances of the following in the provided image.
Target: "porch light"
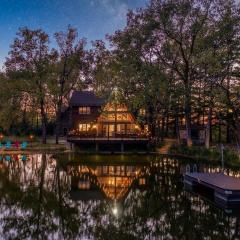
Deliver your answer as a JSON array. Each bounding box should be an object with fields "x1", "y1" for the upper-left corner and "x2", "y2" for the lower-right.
[
  {"x1": 29, "y1": 134, "x2": 34, "y2": 140},
  {"x1": 0, "y1": 134, "x2": 3, "y2": 140}
]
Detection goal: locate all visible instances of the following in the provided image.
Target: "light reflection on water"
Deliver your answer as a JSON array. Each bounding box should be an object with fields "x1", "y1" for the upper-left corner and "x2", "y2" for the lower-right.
[{"x1": 0, "y1": 154, "x2": 239, "y2": 240}]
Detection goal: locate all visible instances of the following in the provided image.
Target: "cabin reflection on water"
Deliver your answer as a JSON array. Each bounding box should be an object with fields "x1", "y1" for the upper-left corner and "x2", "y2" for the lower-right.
[
  {"x1": 67, "y1": 163, "x2": 149, "y2": 202},
  {"x1": 0, "y1": 154, "x2": 240, "y2": 239}
]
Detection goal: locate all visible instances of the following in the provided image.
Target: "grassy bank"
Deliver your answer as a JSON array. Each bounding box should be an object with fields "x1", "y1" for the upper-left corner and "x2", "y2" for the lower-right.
[
  {"x1": 169, "y1": 144, "x2": 240, "y2": 167},
  {"x1": 0, "y1": 136, "x2": 68, "y2": 153}
]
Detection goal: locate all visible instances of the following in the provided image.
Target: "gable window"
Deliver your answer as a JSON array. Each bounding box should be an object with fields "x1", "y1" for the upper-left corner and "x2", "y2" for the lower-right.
[{"x1": 79, "y1": 107, "x2": 91, "y2": 114}]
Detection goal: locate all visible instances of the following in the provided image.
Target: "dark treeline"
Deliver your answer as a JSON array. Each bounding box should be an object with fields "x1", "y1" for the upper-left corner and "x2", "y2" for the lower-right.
[{"x1": 0, "y1": 0, "x2": 240, "y2": 147}]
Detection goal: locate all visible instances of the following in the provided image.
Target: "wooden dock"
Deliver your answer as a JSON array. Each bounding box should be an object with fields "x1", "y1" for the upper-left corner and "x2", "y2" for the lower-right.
[{"x1": 184, "y1": 172, "x2": 240, "y2": 204}]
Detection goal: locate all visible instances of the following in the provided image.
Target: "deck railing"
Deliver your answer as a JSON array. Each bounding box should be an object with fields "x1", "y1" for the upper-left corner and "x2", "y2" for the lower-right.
[{"x1": 67, "y1": 131, "x2": 149, "y2": 139}]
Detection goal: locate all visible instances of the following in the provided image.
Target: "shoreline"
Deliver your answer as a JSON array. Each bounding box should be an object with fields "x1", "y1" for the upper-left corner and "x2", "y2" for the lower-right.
[{"x1": 0, "y1": 146, "x2": 239, "y2": 169}]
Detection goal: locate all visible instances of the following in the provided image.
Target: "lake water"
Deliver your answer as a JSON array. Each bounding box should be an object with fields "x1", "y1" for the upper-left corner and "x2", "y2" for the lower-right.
[{"x1": 0, "y1": 153, "x2": 239, "y2": 240}]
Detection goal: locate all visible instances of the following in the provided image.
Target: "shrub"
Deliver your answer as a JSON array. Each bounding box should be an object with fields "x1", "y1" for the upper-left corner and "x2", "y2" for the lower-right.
[{"x1": 169, "y1": 144, "x2": 240, "y2": 167}]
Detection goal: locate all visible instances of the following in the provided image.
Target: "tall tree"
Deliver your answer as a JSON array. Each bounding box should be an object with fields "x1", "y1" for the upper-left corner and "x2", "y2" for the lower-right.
[
  {"x1": 89, "y1": 40, "x2": 114, "y2": 96},
  {"x1": 215, "y1": 2, "x2": 240, "y2": 144},
  {"x1": 50, "y1": 26, "x2": 88, "y2": 144},
  {"x1": 108, "y1": 10, "x2": 172, "y2": 140},
  {"x1": 145, "y1": 0, "x2": 217, "y2": 146},
  {"x1": 5, "y1": 28, "x2": 53, "y2": 143}
]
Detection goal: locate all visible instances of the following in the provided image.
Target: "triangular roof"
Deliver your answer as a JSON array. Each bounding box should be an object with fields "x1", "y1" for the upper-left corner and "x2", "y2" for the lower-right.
[{"x1": 70, "y1": 91, "x2": 105, "y2": 107}]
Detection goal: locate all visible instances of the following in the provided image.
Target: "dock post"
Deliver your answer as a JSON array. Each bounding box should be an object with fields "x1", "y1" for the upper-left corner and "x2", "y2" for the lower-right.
[{"x1": 121, "y1": 141, "x2": 124, "y2": 153}]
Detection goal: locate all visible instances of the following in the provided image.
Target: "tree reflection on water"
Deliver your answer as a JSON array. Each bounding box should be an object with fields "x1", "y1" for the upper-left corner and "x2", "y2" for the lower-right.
[{"x1": 0, "y1": 154, "x2": 239, "y2": 240}]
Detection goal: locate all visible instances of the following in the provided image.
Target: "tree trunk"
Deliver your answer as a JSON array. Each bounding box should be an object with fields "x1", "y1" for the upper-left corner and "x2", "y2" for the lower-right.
[
  {"x1": 156, "y1": 118, "x2": 161, "y2": 144},
  {"x1": 184, "y1": 89, "x2": 192, "y2": 147},
  {"x1": 226, "y1": 121, "x2": 230, "y2": 143},
  {"x1": 55, "y1": 94, "x2": 64, "y2": 144},
  {"x1": 161, "y1": 116, "x2": 165, "y2": 142},
  {"x1": 55, "y1": 122, "x2": 60, "y2": 144},
  {"x1": 175, "y1": 113, "x2": 181, "y2": 145},
  {"x1": 40, "y1": 99, "x2": 47, "y2": 144},
  {"x1": 55, "y1": 109, "x2": 61, "y2": 144},
  {"x1": 205, "y1": 106, "x2": 212, "y2": 149},
  {"x1": 218, "y1": 123, "x2": 222, "y2": 143},
  {"x1": 166, "y1": 111, "x2": 169, "y2": 137},
  {"x1": 147, "y1": 105, "x2": 155, "y2": 141},
  {"x1": 236, "y1": 121, "x2": 240, "y2": 145}
]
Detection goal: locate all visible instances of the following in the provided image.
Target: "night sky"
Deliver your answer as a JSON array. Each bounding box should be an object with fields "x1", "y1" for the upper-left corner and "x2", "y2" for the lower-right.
[{"x1": 0, "y1": 0, "x2": 147, "y2": 68}]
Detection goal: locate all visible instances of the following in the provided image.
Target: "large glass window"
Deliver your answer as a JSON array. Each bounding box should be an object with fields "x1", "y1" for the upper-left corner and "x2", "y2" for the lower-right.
[
  {"x1": 79, "y1": 107, "x2": 91, "y2": 114},
  {"x1": 79, "y1": 124, "x2": 91, "y2": 131},
  {"x1": 100, "y1": 113, "x2": 132, "y2": 122},
  {"x1": 117, "y1": 124, "x2": 125, "y2": 133}
]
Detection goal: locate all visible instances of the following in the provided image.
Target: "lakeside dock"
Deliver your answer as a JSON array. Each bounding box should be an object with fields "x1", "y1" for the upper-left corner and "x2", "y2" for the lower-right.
[{"x1": 184, "y1": 172, "x2": 240, "y2": 205}]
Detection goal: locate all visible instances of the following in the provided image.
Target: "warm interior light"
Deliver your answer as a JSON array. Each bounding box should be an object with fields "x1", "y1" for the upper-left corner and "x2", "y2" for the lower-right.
[
  {"x1": 112, "y1": 206, "x2": 118, "y2": 216},
  {"x1": 79, "y1": 124, "x2": 91, "y2": 131}
]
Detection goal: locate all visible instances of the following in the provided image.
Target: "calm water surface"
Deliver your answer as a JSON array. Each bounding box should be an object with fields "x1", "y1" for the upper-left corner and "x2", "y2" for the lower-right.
[{"x1": 0, "y1": 153, "x2": 239, "y2": 240}]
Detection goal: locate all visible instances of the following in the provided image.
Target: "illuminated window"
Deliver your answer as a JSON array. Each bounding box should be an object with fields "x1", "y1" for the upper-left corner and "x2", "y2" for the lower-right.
[
  {"x1": 109, "y1": 166, "x2": 115, "y2": 175},
  {"x1": 139, "y1": 108, "x2": 146, "y2": 116},
  {"x1": 144, "y1": 125, "x2": 149, "y2": 132},
  {"x1": 103, "y1": 166, "x2": 108, "y2": 174},
  {"x1": 79, "y1": 107, "x2": 91, "y2": 114},
  {"x1": 79, "y1": 124, "x2": 91, "y2": 131},
  {"x1": 117, "y1": 113, "x2": 129, "y2": 121},
  {"x1": 103, "y1": 103, "x2": 128, "y2": 112},
  {"x1": 139, "y1": 178, "x2": 146, "y2": 185},
  {"x1": 78, "y1": 181, "x2": 90, "y2": 189},
  {"x1": 100, "y1": 113, "x2": 132, "y2": 122},
  {"x1": 117, "y1": 124, "x2": 125, "y2": 133}
]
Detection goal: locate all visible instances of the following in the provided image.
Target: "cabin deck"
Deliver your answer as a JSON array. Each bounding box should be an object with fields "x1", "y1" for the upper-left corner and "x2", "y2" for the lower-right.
[
  {"x1": 184, "y1": 172, "x2": 240, "y2": 204},
  {"x1": 67, "y1": 135, "x2": 149, "y2": 152},
  {"x1": 67, "y1": 136, "x2": 149, "y2": 142}
]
